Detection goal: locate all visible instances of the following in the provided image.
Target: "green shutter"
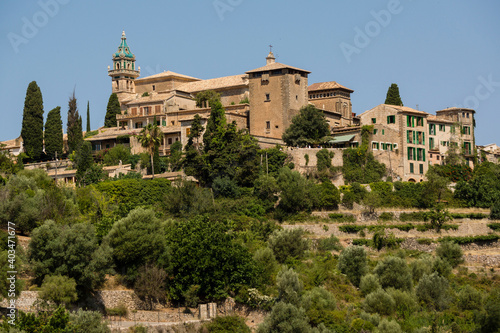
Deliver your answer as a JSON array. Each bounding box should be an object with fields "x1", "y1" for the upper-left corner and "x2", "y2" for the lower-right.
[
  {"x1": 423, "y1": 149, "x2": 426, "y2": 162},
  {"x1": 413, "y1": 131, "x2": 416, "y2": 143},
  {"x1": 423, "y1": 132, "x2": 425, "y2": 145}
]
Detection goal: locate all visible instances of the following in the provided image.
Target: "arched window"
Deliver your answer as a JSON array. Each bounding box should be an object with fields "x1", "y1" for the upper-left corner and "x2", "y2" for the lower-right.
[{"x1": 116, "y1": 63, "x2": 120, "y2": 69}]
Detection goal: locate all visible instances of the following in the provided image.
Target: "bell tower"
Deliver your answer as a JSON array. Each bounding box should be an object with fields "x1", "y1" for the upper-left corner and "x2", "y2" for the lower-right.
[{"x1": 108, "y1": 31, "x2": 140, "y2": 102}]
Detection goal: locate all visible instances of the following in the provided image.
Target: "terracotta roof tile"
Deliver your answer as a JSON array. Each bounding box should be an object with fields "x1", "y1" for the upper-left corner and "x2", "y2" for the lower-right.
[
  {"x1": 308, "y1": 81, "x2": 353, "y2": 92},
  {"x1": 137, "y1": 70, "x2": 200, "y2": 82},
  {"x1": 178, "y1": 74, "x2": 248, "y2": 93},
  {"x1": 125, "y1": 93, "x2": 173, "y2": 105},
  {"x1": 245, "y1": 62, "x2": 310, "y2": 74}
]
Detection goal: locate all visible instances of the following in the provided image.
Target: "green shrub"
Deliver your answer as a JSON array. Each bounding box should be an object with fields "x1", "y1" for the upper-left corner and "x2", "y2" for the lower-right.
[
  {"x1": 205, "y1": 315, "x2": 251, "y2": 333},
  {"x1": 328, "y1": 213, "x2": 356, "y2": 223},
  {"x1": 338, "y1": 225, "x2": 365, "y2": 233},
  {"x1": 105, "y1": 304, "x2": 128, "y2": 317},
  {"x1": 277, "y1": 266, "x2": 303, "y2": 306},
  {"x1": 337, "y1": 246, "x2": 368, "y2": 287},
  {"x1": 374, "y1": 256, "x2": 412, "y2": 291},
  {"x1": 491, "y1": 201, "x2": 500, "y2": 220},
  {"x1": 378, "y1": 212, "x2": 394, "y2": 221},
  {"x1": 301, "y1": 287, "x2": 336, "y2": 312},
  {"x1": 386, "y1": 288, "x2": 418, "y2": 317},
  {"x1": 417, "y1": 238, "x2": 433, "y2": 245},
  {"x1": 438, "y1": 234, "x2": 500, "y2": 244},
  {"x1": 39, "y1": 275, "x2": 77, "y2": 306},
  {"x1": 410, "y1": 256, "x2": 433, "y2": 282},
  {"x1": 68, "y1": 309, "x2": 110, "y2": 333},
  {"x1": 377, "y1": 318, "x2": 402, "y2": 333},
  {"x1": 253, "y1": 248, "x2": 278, "y2": 287},
  {"x1": 431, "y1": 257, "x2": 452, "y2": 277},
  {"x1": 359, "y1": 274, "x2": 380, "y2": 296},
  {"x1": 400, "y1": 212, "x2": 428, "y2": 222},
  {"x1": 257, "y1": 302, "x2": 312, "y2": 333},
  {"x1": 415, "y1": 272, "x2": 451, "y2": 310},
  {"x1": 268, "y1": 228, "x2": 309, "y2": 263},
  {"x1": 436, "y1": 241, "x2": 464, "y2": 268},
  {"x1": 352, "y1": 239, "x2": 371, "y2": 246},
  {"x1": 488, "y1": 223, "x2": 500, "y2": 231},
  {"x1": 457, "y1": 285, "x2": 483, "y2": 311},
  {"x1": 364, "y1": 289, "x2": 395, "y2": 315},
  {"x1": 317, "y1": 235, "x2": 343, "y2": 252}
]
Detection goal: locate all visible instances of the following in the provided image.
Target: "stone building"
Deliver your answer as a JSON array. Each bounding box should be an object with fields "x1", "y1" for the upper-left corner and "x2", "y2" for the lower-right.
[{"x1": 85, "y1": 31, "x2": 356, "y2": 154}]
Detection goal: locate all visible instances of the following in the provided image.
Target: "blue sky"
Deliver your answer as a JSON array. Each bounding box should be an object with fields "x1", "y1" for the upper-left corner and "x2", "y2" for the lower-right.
[{"x1": 1, "y1": 0, "x2": 499, "y2": 145}]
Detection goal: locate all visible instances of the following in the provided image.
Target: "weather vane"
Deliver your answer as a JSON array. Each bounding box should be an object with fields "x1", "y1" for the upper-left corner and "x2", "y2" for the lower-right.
[{"x1": 269, "y1": 44, "x2": 273, "y2": 53}]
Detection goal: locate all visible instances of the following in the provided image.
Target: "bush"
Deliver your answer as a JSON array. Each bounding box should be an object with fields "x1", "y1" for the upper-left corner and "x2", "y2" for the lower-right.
[
  {"x1": 212, "y1": 176, "x2": 240, "y2": 198},
  {"x1": 276, "y1": 266, "x2": 303, "y2": 306},
  {"x1": 400, "y1": 212, "x2": 428, "y2": 222},
  {"x1": 39, "y1": 275, "x2": 77, "y2": 306},
  {"x1": 373, "y1": 256, "x2": 412, "y2": 291},
  {"x1": 410, "y1": 256, "x2": 433, "y2": 282},
  {"x1": 68, "y1": 309, "x2": 110, "y2": 333},
  {"x1": 105, "y1": 304, "x2": 128, "y2": 317},
  {"x1": 436, "y1": 241, "x2": 464, "y2": 268},
  {"x1": 379, "y1": 212, "x2": 394, "y2": 221},
  {"x1": 328, "y1": 213, "x2": 356, "y2": 222},
  {"x1": 301, "y1": 287, "x2": 336, "y2": 312},
  {"x1": 257, "y1": 302, "x2": 312, "y2": 333},
  {"x1": 415, "y1": 272, "x2": 451, "y2": 310},
  {"x1": 491, "y1": 201, "x2": 500, "y2": 220},
  {"x1": 364, "y1": 289, "x2": 395, "y2": 315},
  {"x1": 377, "y1": 318, "x2": 402, "y2": 333},
  {"x1": 488, "y1": 223, "x2": 500, "y2": 231},
  {"x1": 205, "y1": 315, "x2": 251, "y2": 333},
  {"x1": 480, "y1": 288, "x2": 500, "y2": 332},
  {"x1": 359, "y1": 274, "x2": 381, "y2": 296},
  {"x1": 337, "y1": 246, "x2": 368, "y2": 287},
  {"x1": 268, "y1": 229, "x2": 309, "y2": 263},
  {"x1": 253, "y1": 247, "x2": 278, "y2": 287},
  {"x1": 438, "y1": 234, "x2": 499, "y2": 244},
  {"x1": 457, "y1": 285, "x2": 483, "y2": 311},
  {"x1": 338, "y1": 225, "x2": 365, "y2": 233},
  {"x1": 386, "y1": 288, "x2": 418, "y2": 317},
  {"x1": 317, "y1": 235, "x2": 343, "y2": 252}
]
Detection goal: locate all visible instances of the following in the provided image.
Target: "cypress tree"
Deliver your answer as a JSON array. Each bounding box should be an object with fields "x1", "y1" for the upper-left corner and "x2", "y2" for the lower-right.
[
  {"x1": 76, "y1": 141, "x2": 94, "y2": 184},
  {"x1": 105, "y1": 93, "x2": 121, "y2": 127},
  {"x1": 44, "y1": 106, "x2": 63, "y2": 158},
  {"x1": 86, "y1": 101, "x2": 91, "y2": 132},
  {"x1": 21, "y1": 81, "x2": 44, "y2": 159},
  {"x1": 67, "y1": 92, "x2": 83, "y2": 153},
  {"x1": 385, "y1": 83, "x2": 404, "y2": 106}
]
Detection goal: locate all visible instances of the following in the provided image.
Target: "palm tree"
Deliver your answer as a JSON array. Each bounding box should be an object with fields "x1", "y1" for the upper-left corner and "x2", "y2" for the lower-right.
[{"x1": 137, "y1": 122, "x2": 162, "y2": 179}]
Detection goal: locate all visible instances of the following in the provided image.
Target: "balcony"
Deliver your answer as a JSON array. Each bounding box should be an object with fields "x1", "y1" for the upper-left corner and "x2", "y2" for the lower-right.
[{"x1": 108, "y1": 68, "x2": 140, "y2": 77}]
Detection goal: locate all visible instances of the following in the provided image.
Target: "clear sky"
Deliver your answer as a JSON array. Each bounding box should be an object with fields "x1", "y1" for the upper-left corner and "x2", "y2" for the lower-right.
[{"x1": 1, "y1": 0, "x2": 499, "y2": 145}]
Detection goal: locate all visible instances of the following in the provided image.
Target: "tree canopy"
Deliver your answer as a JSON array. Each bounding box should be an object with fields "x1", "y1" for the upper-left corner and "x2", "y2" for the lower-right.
[
  {"x1": 104, "y1": 93, "x2": 121, "y2": 128},
  {"x1": 44, "y1": 106, "x2": 63, "y2": 159},
  {"x1": 282, "y1": 105, "x2": 330, "y2": 147},
  {"x1": 384, "y1": 83, "x2": 403, "y2": 106},
  {"x1": 21, "y1": 81, "x2": 44, "y2": 160},
  {"x1": 67, "y1": 92, "x2": 83, "y2": 154}
]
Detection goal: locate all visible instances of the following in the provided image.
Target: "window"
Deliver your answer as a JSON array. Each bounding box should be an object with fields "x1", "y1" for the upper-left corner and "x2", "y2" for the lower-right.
[
  {"x1": 410, "y1": 163, "x2": 414, "y2": 173},
  {"x1": 466, "y1": 112, "x2": 469, "y2": 118},
  {"x1": 419, "y1": 164, "x2": 424, "y2": 174},
  {"x1": 406, "y1": 115, "x2": 415, "y2": 127},
  {"x1": 162, "y1": 120, "x2": 166, "y2": 126},
  {"x1": 407, "y1": 147, "x2": 416, "y2": 160},
  {"x1": 450, "y1": 125, "x2": 455, "y2": 134},
  {"x1": 186, "y1": 128, "x2": 190, "y2": 136},
  {"x1": 168, "y1": 138, "x2": 172, "y2": 145},
  {"x1": 429, "y1": 137, "x2": 434, "y2": 150},
  {"x1": 371, "y1": 118, "x2": 376, "y2": 124},
  {"x1": 439, "y1": 124, "x2": 445, "y2": 132},
  {"x1": 387, "y1": 115, "x2": 396, "y2": 124},
  {"x1": 373, "y1": 129, "x2": 378, "y2": 135},
  {"x1": 436, "y1": 155, "x2": 440, "y2": 160},
  {"x1": 407, "y1": 130, "x2": 414, "y2": 144},
  {"x1": 265, "y1": 93, "x2": 270, "y2": 101},
  {"x1": 372, "y1": 142, "x2": 379, "y2": 150},
  {"x1": 382, "y1": 129, "x2": 385, "y2": 135},
  {"x1": 429, "y1": 124, "x2": 436, "y2": 135},
  {"x1": 156, "y1": 120, "x2": 160, "y2": 126},
  {"x1": 152, "y1": 85, "x2": 156, "y2": 91},
  {"x1": 462, "y1": 126, "x2": 470, "y2": 135},
  {"x1": 416, "y1": 117, "x2": 424, "y2": 126},
  {"x1": 144, "y1": 107, "x2": 149, "y2": 115},
  {"x1": 155, "y1": 105, "x2": 161, "y2": 114},
  {"x1": 171, "y1": 121, "x2": 175, "y2": 126},
  {"x1": 135, "y1": 122, "x2": 143, "y2": 128},
  {"x1": 266, "y1": 121, "x2": 271, "y2": 130}
]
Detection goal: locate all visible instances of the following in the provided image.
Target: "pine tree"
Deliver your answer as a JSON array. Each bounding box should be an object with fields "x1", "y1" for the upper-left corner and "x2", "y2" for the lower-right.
[
  {"x1": 105, "y1": 93, "x2": 121, "y2": 127},
  {"x1": 384, "y1": 83, "x2": 404, "y2": 106},
  {"x1": 67, "y1": 92, "x2": 83, "y2": 154},
  {"x1": 44, "y1": 106, "x2": 63, "y2": 158},
  {"x1": 86, "y1": 101, "x2": 91, "y2": 132},
  {"x1": 21, "y1": 81, "x2": 44, "y2": 159}
]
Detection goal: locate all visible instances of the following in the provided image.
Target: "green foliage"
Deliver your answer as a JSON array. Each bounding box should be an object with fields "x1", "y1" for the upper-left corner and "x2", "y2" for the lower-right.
[
  {"x1": 67, "y1": 92, "x2": 83, "y2": 154},
  {"x1": 137, "y1": 122, "x2": 162, "y2": 178},
  {"x1": 165, "y1": 215, "x2": 255, "y2": 301},
  {"x1": 105, "y1": 208, "x2": 167, "y2": 283},
  {"x1": 457, "y1": 285, "x2": 483, "y2": 311},
  {"x1": 282, "y1": 105, "x2": 330, "y2": 147},
  {"x1": 363, "y1": 191, "x2": 383, "y2": 214},
  {"x1": 360, "y1": 274, "x2": 381, "y2": 296},
  {"x1": 102, "y1": 144, "x2": 131, "y2": 166},
  {"x1": 104, "y1": 93, "x2": 121, "y2": 128},
  {"x1": 168, "y1": 140, "x2": 183, "y2": 171},
  {"x1": 384, "y1": 83, "x2": 403, "y2": 106},
  {"x1": 338, "y1": 225, "x2": 365, "y2": 233},
  {"x1": 410, "y1": 256, "x2": 433, "y2": 282},
  {"x1": 379, "y1": 212, "x2": 394, "y2": 221},
  {"x1": 276, "y1": 266, "x2": 303, "y2": 305},
  {"x1": 316, "y1": 149, "x2": 334, "y2": 172},
  {"x1": 328, "y1": 213, "x2": 356, "y2": 223},
  {"x1": 488, "y1": 222, "x2": 500, "y2": 231},
  {"x1": 44, "y1": 106, "x2": 63, "y2": 158},
  {"x1": 134, "y1": 264, "x2": 167, "y2": 310},
  {"x1": 259, "y1": 145, "x2": 289, "y2": 177},
  {"x1": 254, "y1": 174, "x2": 279, "y2": 209},
  {"x1": 373, "y1": 256, "x2": 412, "y2": 291},
  {"x1": 69, "y1": 309, "x2": 110, "y2": 333},
  {"x1": 276, "y1": 167, "x2": 315, "y2": 215},
  {"x1": 312, "y1": 180, "x2": 340, "y2": 210},
  {"x1": 436, "y1": 241, "x2": 463, "y2": 268},
  {"x1": 268, "y1": 228, "x2": 309, "y2": 263},
  {"x1": 21, "y1": 81, "x2": 44, "y2": 160},
  {"x1": 161, "y1": 180, "x2": 212, "y2": 217},
  {"x1": 76, "y1": 141, "x2": 95, "y2": 185},
  {"x1": 337, "y1": 245, "x2": 368, "y2": 287},
  {"x1": 301, "y1": 287, "x2": 336, "y2": 312},
  {"x1": 432, "y1": 163, "x2": 473, "y2": 182},
  {"x1": 0, "y1": 250, "x2": 24, "y2": 301},
  {"x1": 212, "y1": 176, "x2": 240, "y2": 198},
  {"x1": 491, "y1": 201, "x2": 500, "y2": 220},
  {"x1": 400, "y1": 211, "x2": 428, "y2": 222},
  {"x1": 438, "y1": 234, "x2": 499, "y2": 244},
  {"x1": 39, "y1": 275, "x2": 78, "y2": 306},
  {"x1": 105, "y1": 304, "x2": 128, "y2": 317},
  {"x1": 317, "y1": 235, "x2": 343, "y2": 252},
  {"x1": 427, "y1": 204, "x2": 452, "y2": 232},
  {"x1": 415, "y1": 272, "x2": 451, "y2": 310},
  {"x1": 253, "y1": 247, "x2": 278, "y2": 287},
  {"x1": 454, "y1": 162, "x2": 500, "y2": 208},
  {"x1": 257, "y1": 302, "x2": 314, "y2": 333},
  {"x1": 480, "y1": 288, "x2": 500, "y2": 332},
  {"x1": 86, "y1": 101, "x2": 91, "y2": 132},
  {"x1": 364, "y1": 288, "x2": 395, "y2": 315},
  {"x1": 29, "y1": 221, "x2": 112, "y2": 295},
  {"x1": 377, "y1": 318, "x2": 402, "y2": 333},
  {"x1": 342, "y1": 147, "x2": 386, "y2": 184},
  {"x1": 205, "y1": 315, "x2": 251, "y2": 333}
]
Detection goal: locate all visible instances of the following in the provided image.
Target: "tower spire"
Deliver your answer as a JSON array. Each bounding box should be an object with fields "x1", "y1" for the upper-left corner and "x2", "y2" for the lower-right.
[{"x1": 266, "y1": 45, "x2": 276, "y2": 65}]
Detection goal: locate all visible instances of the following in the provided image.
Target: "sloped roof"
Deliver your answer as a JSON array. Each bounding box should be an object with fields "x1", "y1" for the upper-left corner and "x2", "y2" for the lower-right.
[
  {"x1": 308, "y1": 81, "x2": 354, "y2": 92},
  {"x1": 246, "y1": 62, "x2": 310, "y2": 74},
  {"x1": 137, "y1": 70, "x2": 200, "y2": 82},
  {"x1": 436, "y1": 107, "x2": 476, "y2": 113},
  {"x1": 383, "y1": 104, "x2": 430, "y2": 115},
  {"x1": 125, "y1": 93, "x2": 173, "y2": 105},
  {"x1": 178, "y1": 74, "x2": 248, "y2": 93},
  {"x1": 426, "y1": 115, "x2": 454, "y2": 123}
]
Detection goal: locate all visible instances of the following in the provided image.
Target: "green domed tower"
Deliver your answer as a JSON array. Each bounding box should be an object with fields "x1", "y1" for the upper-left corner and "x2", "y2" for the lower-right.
[{"x1": 108, "y1": 30, "x2": 140, "y2": 102}]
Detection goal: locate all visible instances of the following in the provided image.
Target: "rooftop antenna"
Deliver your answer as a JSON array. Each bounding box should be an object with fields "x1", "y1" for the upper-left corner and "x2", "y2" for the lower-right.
[{"x1": 416, "y1": 104, "x2": 419, "y2": 110}]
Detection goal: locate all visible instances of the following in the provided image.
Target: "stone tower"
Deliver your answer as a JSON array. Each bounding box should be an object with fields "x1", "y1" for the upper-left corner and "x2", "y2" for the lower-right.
[
  {"x1": 246, "y1": 51, "x2": 310, "y2": 143},
  {"x1": 108, "y1": 31, "x2": 140, "y2": 103}
]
